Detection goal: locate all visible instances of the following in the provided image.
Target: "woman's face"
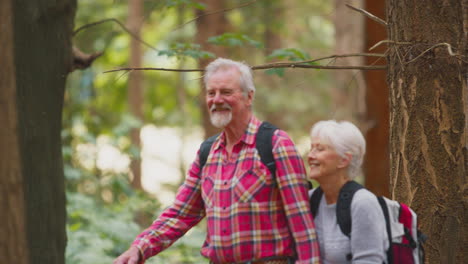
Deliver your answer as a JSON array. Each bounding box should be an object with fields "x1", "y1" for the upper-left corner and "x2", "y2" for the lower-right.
[{"x1": 307, "y1": 137, "x2": 343, "y2": 181}]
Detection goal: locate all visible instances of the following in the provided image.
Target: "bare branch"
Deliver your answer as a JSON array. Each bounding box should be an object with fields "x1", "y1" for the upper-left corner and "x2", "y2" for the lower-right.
[
  {"x1": 103, "y1": 53, "x2": 387, "y2": 73},
  {"x1": 172, "y1": 0, "x2": 259, "y2": 32},
  {"x1": 70, "y1": 46, "x2": 103, "y2": 72},
  {"x1": 346, "y1": 3, "x2": 387, "y2": 26},
  {"x1": 369, "y1": 40, "x2": 412, "y2": 51},
  {"x1": 252, "y1": 64, "x2": 386, "y2": 71},
  {"x1": 267, "y1": 53, "x2": 386, "y2": 65},
  {"x1": 104, "y1": 64, "x2": 386, "y2": 74},
  {"x1": 73, "y1": 18, "x2": 158, "y2": 52},
  {"x1": 405, "y1": 42, "x2": 459, "y2": 64},
  {"x1": 104, "y1": 67, "x2": 205, "y2": 73}
]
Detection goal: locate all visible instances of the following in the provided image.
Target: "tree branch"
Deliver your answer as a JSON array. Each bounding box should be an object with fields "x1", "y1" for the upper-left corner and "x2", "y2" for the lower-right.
[
  {"x1": 253, "y1": 64, "x2": 386, "y2": 70},
  {"x1": 103, "y1": 54, "x2": 387, "y2": 74},
  {"x1": 405, "y1": 42, "x2": 458, "y2": 64},
  {"x1": 369, "y1": 39, "x2": 412, "y2": 51},
  {"x1": 260, "y1": 53, "x2": 386, "y2": 66},
  {"x1": 104, "y1": 65, "x2": 385, "y2": 74},
  {"x1": 70, "y1": 46, "x2": 103, "y2": 72},
  {"x1": 346, "y1": 3, "x2": 387, "y2": 26}
]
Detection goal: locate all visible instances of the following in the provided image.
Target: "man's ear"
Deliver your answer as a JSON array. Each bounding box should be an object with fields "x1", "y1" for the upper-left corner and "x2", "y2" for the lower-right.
[
  {"x1": 246, "y1": 90, "x2": 254, "y2": 106},
  {"x1": 338, "y1": 153, "x2": 352, "y2": 169}
]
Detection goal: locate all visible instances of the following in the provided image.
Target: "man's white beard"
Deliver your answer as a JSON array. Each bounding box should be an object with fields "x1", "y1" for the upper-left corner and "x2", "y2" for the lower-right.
[
  {"x1": 210, "y1": 111, "x2": 232, "y2": 128},
  {"x1": 210, "y1": 104, "x2": 232, "y2": 128}
]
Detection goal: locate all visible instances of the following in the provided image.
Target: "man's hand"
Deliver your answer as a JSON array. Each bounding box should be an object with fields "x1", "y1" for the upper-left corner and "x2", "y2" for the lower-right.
[{"x1": 113, "y1": 246, "x2": 141, "y2": 264}]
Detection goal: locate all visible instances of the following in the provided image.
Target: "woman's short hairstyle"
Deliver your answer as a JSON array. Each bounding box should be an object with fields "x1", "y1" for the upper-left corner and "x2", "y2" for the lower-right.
[
  {"x1": 204, "y1": 58, "x2": 256, "y2": 97},
  {"x1": 310, "y1": 120, "x2": 366, "y2": 179}
]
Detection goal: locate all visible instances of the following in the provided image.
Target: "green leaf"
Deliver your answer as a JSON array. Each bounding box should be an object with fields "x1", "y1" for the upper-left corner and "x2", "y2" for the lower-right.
[
  {"x1": 265, "y1": 68, "x2": 285, "y2": 77},
  {"x1": 164, "y1": 0, "x2": 206, "y2": 10},
  {"x1": 158, "y1": 42, "x2": 215, "y2": 60},
  {"x1": 267, "y1": 48, "x2": 312, "y2": 62},
  {"x1": 207, "y1": 33, "x2": 264, "y2": 49}
]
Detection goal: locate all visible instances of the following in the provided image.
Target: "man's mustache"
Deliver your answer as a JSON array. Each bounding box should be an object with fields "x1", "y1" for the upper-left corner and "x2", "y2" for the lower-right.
[{"x1": 210, "y1": 103, "x2": 232, "y2": 112}]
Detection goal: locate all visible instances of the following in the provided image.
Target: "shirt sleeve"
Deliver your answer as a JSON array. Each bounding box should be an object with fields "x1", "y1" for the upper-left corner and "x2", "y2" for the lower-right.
[
  {"x1": 272, "y1": 130, "x2": 321, "y2": 264},
  {"x1": 131, "y1": 153, "x2": 206, "y2": 261},
  {"x1": 350, "y1": 190, "x2": 388, "y2": 264}
]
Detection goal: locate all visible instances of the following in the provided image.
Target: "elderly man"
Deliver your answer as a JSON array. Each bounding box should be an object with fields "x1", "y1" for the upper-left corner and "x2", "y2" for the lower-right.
[{"x1": 114, "y1": 58, "x2": 320, "y2": 264}]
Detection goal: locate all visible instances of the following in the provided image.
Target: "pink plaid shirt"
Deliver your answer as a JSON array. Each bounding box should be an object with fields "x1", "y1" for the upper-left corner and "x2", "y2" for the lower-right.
[{"x1": 133, "y1": 117, "x2": 320, "y2": 263}]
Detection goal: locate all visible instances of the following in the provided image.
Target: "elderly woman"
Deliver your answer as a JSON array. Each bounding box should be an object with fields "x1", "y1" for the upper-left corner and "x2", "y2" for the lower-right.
[{"x1": 307, "y1": 120, "x2": 388, "y2": 263}]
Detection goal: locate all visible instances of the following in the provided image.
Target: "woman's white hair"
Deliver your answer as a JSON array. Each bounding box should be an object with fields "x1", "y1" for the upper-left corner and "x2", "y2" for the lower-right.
[
  {"x1": 310, "y1": 120, "x2": 366, "y2": 179},
  {"x1": 203, "y1": 58, "x2": 256, "y2": 97}
]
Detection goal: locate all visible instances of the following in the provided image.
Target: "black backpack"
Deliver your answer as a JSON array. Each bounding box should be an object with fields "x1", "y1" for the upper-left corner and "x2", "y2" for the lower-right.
[
  {"x1": 199, "y1": 122, "x2": 278, "y2": 176},
  {"x1": 310, "y1": 181, "x2": 426, "y2": 264}
]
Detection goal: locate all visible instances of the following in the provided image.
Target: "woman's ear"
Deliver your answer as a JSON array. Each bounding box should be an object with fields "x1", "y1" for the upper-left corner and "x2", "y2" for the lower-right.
[{"x1": 338, "y1": 153, "x2": 352, "y2": 169}]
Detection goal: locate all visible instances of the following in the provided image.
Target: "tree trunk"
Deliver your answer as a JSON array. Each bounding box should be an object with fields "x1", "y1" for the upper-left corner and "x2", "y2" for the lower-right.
[
  {"x1": 128, "y1": 0, "x2": 144, "y2": 190},
  {"x1": 261, "y1": 0, "x2": 283, "y2": 124},
  {"x1": 195, "y1": 0, "x2": 230, "y2": 138},
  {"x1": 333, "y1": 0, "x2": 365, "y2": 123},
  {"x1": 363, "y1": 0, "x2": 390, "y2": 197},
  {"x1": 332, "y1": 0, "x2": 366, "y2": 121},
  {"x1": 387, "y1": 1, "x2": 467, "y2": 263},
  {"x1": 0, "y1": 0, "x2": 76, "y2": 263},
  {"x1": 263, "y1": 0, "x2": 283, "y2": 55},
  {"x1": 0, "y1": 0, "x2": 29, "y2": 262}
]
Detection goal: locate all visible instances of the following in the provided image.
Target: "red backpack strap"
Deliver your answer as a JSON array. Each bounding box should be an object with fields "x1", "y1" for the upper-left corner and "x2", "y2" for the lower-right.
[{"x1": 399, "y1": 203, "x2": 416, "y2": 247}]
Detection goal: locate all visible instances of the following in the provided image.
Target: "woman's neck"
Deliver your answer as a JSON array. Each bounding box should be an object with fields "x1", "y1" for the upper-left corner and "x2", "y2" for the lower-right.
[{"x1": 318, "y1": 172, "x2": 350, "y2": 204}]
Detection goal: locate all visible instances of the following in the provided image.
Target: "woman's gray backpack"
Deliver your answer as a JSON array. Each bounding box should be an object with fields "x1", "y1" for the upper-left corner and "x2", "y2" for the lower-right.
[{"x1": 310, "y1": 181, "x2": 427, "y2": 264}]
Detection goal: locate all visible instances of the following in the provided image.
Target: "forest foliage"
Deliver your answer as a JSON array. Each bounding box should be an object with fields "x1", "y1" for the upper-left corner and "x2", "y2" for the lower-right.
[{"x1": 65, "y1": 0, "x2": 340, "y2": 262}]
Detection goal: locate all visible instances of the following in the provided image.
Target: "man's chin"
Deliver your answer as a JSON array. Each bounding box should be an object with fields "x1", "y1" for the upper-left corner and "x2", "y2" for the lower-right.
[
  {"x1": 211, "y1": 120, "x2": 230, "y2": 128},
  {"x1": 210, "y1": 113, "x2": 231, "y2": 128}
]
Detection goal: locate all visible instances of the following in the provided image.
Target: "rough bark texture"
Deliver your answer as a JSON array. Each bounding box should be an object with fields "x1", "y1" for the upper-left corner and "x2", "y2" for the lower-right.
[
  {"x1": 195, "y1": 0, "x2": 230, "y2": 138},
  {"x1": 387, "y1": 1, "x2": 467, "y2": 263},
  {"x1": 0, "y1": 0, "x2": 76, "y2": 263},
  {"x1": 363, "y1": 0, "x2": 390, "y2": 197}
]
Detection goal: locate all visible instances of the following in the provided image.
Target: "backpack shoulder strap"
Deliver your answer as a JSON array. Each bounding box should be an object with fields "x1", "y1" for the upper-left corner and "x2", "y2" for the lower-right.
[
  {"x1": 336, "y1": 180, "x2": 364, "y2": 237},
  {"x1": 310, "y1": 187, "x2": 323, "y2": 217},
  {"x1": 377, "y1": 196, "x2": 394, "y2": 264},
  {"x1": 256, "y1": 121, "x2": 278, "y2": 176},
  {"x1": 199, "y1": 133, "x2": 220, "y2": 169}
]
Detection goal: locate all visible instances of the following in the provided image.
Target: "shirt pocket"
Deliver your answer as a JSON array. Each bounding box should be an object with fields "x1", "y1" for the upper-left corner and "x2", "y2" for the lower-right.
[
  {"x1": 234, "y1": 165, "x2": 272, "y2": 203},
  {"x1": 201, "y1": 176, "x2": 215, "y2": 208}
]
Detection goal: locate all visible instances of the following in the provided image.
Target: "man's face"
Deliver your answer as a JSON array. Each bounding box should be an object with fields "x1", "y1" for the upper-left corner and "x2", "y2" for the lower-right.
[{"x1": 205, "y1": 68, "x2": 252, "y2": 128}]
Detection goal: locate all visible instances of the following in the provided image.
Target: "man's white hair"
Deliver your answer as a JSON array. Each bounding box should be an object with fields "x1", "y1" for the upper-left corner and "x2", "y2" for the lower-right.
[
  {"x1": 204, "y1": 58, "x2": 256, "y2": 96},
  {"x1": 310, "y1": 120, "x2": 366, "y2": 179}
]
